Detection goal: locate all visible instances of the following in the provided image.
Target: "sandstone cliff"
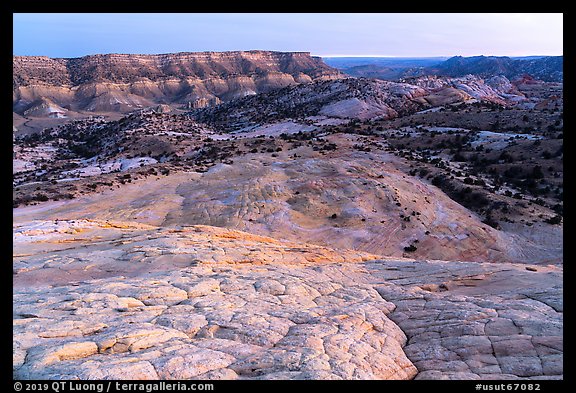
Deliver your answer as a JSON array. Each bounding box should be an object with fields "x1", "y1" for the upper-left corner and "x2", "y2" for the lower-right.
[{"x1": 13, "y1": 51, "x2": 343, "y2": 114}]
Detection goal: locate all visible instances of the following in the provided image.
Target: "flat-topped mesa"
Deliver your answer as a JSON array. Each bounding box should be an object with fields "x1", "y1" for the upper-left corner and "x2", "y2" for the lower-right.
[
  {"x1": 13, "y1": 50, "x2": 343, "y2": 114},
  {"x1": 13, "y1": 50, "x2": 340, "y2": 85}
]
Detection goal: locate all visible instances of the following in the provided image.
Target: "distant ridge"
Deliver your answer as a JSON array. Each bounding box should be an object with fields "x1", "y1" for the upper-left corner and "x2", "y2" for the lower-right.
[
  {"x1": 327, "y1": 55, "x2": 563, "y2": 83},
  {"x1": 421, "y1": 55, "x2": 563, "y2": 82}
]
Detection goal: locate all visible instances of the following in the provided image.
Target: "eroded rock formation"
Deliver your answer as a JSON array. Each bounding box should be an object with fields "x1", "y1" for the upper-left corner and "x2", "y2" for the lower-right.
[
  {"x1": 13, "y1": 220, "x2": 562, "y2": 380},
  {"x1": 13, "y1": 51, "x2": 343, "y2": 114}
]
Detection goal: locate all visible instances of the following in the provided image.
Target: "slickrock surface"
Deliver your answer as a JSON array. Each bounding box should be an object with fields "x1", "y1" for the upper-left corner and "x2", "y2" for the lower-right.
[
  {"x1": 13, "y1": 219, "x2": 379, "y2": 287},
  {"x1": 13, "y1": 140, "x2": 562, "y2": 265},
  {"x1": 371, "y1": 262, "x2": 563, "y2": 380},
  {"x1": 13, "y1": 220, "x2": 562, "y2": 380}
]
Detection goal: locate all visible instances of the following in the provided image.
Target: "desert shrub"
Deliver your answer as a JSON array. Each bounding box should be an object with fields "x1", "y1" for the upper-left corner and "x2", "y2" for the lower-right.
[
  {"x1": 34, "y1": 193, "x2": 49, "y2": 202},
  {"x1": 504, "y1": 166, "x2": 523, "y2": 179},
  {"x1": 418, "y1": 168, "x2": 430, "y2": 178},
  {"x1": 482, "y1": 215, "x2": 500, "y2": 229},
  {"x1": 432, "y1": 175, "x2": 446, "y2": 187},
  {"x1": 545, "y1": 215, "x2": 562, "y2": 225}
]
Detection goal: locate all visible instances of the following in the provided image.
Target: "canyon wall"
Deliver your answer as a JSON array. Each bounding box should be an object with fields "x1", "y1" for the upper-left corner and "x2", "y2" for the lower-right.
[{"x1": 13, "y1": 51, "x2": 343, "y2": 114}]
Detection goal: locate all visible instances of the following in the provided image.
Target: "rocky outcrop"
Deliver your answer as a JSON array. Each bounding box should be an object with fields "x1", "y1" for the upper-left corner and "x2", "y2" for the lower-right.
[
  {"x1": 192, "y1": 77, "x2": 429, "y2": 129},
  {"x1": 192, "y1": 75, "x2": 529, "y2": 130},
  {"x1": 405, "y1": 75, "x2": 525, "y2": 106},
  {"x1": 373, "y1": 261, "x2": 562, "y2": 379},
  {"x1": 13, "y1": 219, "x2": 562, "y2": 380},
  {"x1": 13, "y1": 219, "x2": 415, "y2": 380},
  {"x1": 22, "y1": 97, "x2": 68, "y2": 118},
  {"x1": 13, "y1": 51, "x2": 343, "y2": 115}
]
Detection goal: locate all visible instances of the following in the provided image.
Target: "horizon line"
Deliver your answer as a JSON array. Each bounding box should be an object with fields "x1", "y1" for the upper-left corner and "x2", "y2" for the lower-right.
[
  {"x1": 318, "y1": 54, "x2": 563, "y2": 58},
  {"x1": 11, "y1": 50, "x2": 564, "y2": 59}
]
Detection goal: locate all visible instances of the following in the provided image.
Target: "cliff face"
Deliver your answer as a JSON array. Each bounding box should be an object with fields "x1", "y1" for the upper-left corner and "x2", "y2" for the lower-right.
[{"x1": 13, "y1": 51, "x2": 343, "y2": 114}]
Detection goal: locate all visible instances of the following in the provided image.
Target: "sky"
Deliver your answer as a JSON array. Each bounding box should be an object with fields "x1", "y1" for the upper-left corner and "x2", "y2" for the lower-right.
[{"x1": 13, "y1": 13, "x2": 563, "y2": 58}]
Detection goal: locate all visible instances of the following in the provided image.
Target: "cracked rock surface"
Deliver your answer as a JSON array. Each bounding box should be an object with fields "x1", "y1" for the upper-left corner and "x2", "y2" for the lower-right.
[
  {"x1": 368, "y1": 261, "x2": 563, "y2": 380},
  {"x1": 13, "y1": 220, "x2": 562, "y2": 380}
]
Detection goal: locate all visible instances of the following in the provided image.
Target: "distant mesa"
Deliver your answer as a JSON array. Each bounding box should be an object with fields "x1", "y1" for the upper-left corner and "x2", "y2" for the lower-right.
[{"x1": 12, "y1": 50, "x2": 343, "y2": 116}]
